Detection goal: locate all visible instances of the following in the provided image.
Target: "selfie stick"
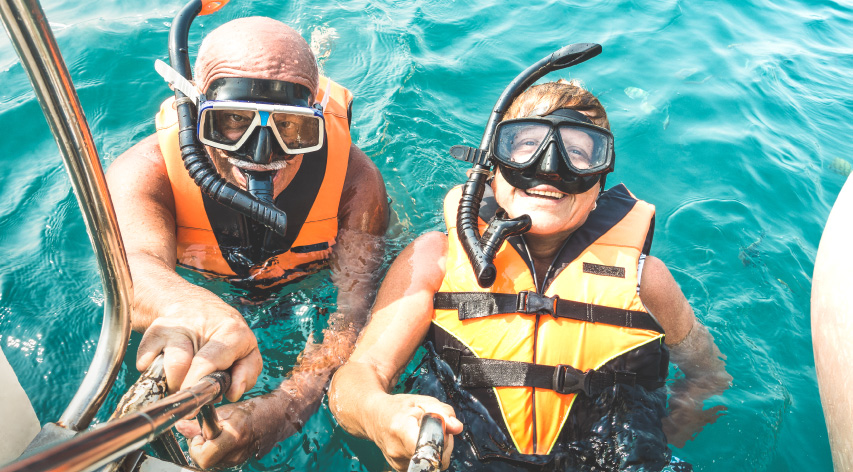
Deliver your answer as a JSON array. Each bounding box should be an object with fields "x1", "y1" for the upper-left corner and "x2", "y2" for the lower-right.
[{"x1": 407, "y1": 413, "x2": 446, "y2": 472}]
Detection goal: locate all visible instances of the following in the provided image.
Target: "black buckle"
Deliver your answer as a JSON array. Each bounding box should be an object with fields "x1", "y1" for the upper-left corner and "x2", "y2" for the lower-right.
[
  {"x1": 517, "y1": 291, "x2": 558, "y2": 315},
  {"x1": 552, "y1": 364, "x2": 590, "y2": 396}
]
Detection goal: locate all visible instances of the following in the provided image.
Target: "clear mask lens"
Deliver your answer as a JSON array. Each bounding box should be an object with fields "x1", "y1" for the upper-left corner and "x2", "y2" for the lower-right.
[
  {"x1": 493, "y1": 119, "x2": 613, "y2": 175},
  {"x1": 199, "y1": 102, "x2": 324, "y2": 154},
  {"x1": 206, "y1": 109, "x2": 254, "y2": 146},
  {"x1": 495, "y1": 122, "x2": 551, "y2": 166},
  {"x1": 556, "y1": 124, "x2": 610, "y2": 170},
  {"x1": 269, "y1": 112, "x2": 321, "y2": 150}
]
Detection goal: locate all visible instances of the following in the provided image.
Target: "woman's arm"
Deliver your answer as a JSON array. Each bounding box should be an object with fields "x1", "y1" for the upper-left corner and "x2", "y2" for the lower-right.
[
  {"x1": 639, "y1": 256, "x2": 733, "y2": 448},
  {"x1": 329, "y1": 231, "x2": 463, "y2": 471}
]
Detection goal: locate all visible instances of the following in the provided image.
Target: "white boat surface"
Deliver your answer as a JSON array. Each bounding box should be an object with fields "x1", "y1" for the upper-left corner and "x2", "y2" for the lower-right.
[
  {"x1": 812, "y1": 173, "x2": 853, "y2": 472},
  {"x1": 0, "y1": 347, "x2": 40, "y2": 464}
]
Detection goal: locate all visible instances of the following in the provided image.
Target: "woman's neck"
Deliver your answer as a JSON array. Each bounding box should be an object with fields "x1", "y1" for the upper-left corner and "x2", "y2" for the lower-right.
[{"x1": 525, "y1": 229, "x2": 573, "y2": 284}]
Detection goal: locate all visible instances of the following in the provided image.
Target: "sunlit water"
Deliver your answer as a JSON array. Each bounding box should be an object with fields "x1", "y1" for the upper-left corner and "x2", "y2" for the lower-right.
[{"x1": 1, "y1": 0, "x2": 851, "y2": 470}]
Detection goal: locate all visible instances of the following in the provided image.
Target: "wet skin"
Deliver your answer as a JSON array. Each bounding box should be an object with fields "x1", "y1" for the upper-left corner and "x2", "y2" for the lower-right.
[{"x1": 106, "y1": 17, "x2": 389, "y2": 469}]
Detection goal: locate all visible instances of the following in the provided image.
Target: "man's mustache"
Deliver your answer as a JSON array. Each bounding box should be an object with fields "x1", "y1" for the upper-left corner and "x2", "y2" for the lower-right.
[{"x1": 227, "y1": 157, "x2": 290, "y2": 172}]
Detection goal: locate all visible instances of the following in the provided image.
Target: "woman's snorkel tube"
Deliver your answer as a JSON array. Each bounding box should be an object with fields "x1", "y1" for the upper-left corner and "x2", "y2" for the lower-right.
[
  {"x1": 452, "y1": 43, "x2": 602, "y2": 288},
  {"x1": 168, "y1": 0, "x2": 287, "y2": 236}
]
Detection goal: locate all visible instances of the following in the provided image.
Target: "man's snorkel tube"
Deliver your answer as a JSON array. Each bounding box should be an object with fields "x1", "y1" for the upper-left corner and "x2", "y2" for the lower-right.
[
  {"x1": 451, "y1": 43, "x2": 602, "y2": 288},
  {"x1": 168, "y1": 0, "x2": 287, "y2": 236}
]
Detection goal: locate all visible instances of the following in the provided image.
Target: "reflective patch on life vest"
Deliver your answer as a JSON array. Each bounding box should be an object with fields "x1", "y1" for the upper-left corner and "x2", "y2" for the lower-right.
[{"x1": 582, "y1": 262, "x2": 626, "y2": 278}]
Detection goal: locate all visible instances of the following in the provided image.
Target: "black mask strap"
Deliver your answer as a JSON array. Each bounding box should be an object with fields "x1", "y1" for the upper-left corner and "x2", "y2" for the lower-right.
[
  {"x1": 205, "y1": 77, "x2": 313, "y2": 107},
  {"x1": 548, "y1": 108, "x2": 595, "y2": 124}
]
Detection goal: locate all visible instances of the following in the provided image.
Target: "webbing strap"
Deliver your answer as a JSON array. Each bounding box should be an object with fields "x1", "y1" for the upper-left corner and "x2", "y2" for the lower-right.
[
  {"x1": 439, "y1": 350, "x2": 663, "y2": 396},
  {"x1": 433, "y1": 291, "x2": 663, "y2": 333}
]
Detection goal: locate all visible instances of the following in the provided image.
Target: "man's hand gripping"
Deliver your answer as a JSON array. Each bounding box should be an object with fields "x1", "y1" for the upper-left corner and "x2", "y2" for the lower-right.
[{"x1": 136, "y1": 304, "x2": 263, "y2": 403}]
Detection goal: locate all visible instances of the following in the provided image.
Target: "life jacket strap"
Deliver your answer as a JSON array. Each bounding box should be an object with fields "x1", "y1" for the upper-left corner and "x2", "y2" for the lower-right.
[
  {"x1": 439, "y1": 349, "x2": 664, "y2": 396},
  {"x1": 434, "y1": 291, "x2": 664, "y2": 333}
]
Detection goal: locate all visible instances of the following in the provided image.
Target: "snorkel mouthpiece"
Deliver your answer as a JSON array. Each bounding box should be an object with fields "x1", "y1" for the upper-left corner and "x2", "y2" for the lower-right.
[
  {"x1": 245, "y1": 170, "x2": 274, "y2": 203},
  {"x1": 168, "y1": 0, "x2": 287, "y2": 236},
  {"x1": 452, "y1": 43, "x2": 602, "y2": 288},
  {"x1": 480, "y1": 212, "x2": 532, "y2": 268}
]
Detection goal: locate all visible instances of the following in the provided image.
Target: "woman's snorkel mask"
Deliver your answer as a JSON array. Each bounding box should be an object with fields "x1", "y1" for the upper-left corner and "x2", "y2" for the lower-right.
[
  {"x1": 449, "y1": 43, "x2": 608, "y2": 288},
  {"x1": 153, "y1": 0, "x2": 320, "y2": 236}
]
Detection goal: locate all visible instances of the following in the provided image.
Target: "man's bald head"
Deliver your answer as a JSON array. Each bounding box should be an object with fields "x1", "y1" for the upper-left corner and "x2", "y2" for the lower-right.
[{"x1": 195, "y1": 17, "x2": 319, "y2": 96}]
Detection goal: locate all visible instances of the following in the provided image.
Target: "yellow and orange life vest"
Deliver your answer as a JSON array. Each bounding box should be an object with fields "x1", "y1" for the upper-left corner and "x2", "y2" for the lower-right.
[
  {"x1": 427, "y1": 183, "x2": 668, "y2": 464},
  {"x1": 155, "y1": 77, "x2": 353, "y2": 290}
]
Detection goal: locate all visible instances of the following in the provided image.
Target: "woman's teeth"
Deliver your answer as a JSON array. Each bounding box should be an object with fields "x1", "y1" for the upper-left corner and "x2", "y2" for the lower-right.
[{"x1": 525, "y1": 189, "x2": 566, "y2": 200}]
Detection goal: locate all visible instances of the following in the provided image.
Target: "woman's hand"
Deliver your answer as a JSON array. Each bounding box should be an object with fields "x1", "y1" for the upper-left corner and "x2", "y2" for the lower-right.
[
  {"x1": 661, "y1": 395, "x2": 726, "y2": 448},
  {"x1": 328, "y1": 232, "x2": 452, "y2": 469},
  {"x1": 365, "y1": 393, "x2": 463, "y2": 471}
]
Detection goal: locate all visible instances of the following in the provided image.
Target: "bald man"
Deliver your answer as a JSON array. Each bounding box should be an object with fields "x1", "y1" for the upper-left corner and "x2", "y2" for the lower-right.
[{"x1": 106, "y1": 18, "x2": 388, "y2": 467}]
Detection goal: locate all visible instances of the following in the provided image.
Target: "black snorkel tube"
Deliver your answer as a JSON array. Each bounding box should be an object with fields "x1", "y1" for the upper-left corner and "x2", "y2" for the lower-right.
[
  {"x1": 168, "y1": 0, "x2": 287, "y2": 236},
  {"x1": 452, "y1": 43, "x2": 602, "y2": 288}
]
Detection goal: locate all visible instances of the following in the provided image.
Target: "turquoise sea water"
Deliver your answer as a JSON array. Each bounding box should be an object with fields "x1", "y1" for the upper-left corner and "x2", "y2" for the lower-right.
[{"x1": 1, "y1": 0, "x2": 851, "y2": 470}]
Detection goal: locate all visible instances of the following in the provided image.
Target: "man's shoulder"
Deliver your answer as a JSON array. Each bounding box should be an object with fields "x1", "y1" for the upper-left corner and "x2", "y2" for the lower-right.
[
  {"x1": 108, "y1": 134, "x2": 167, "y2": 177},
  {"x1": 337, "y1": 144, "x2": 388, "y2": 235},
  {"x1": 105, "y1": 133, "x2": 176, "y2": 216},
  {"x1": 343, "y1": 144, "x2": 385, "y2": 194}
]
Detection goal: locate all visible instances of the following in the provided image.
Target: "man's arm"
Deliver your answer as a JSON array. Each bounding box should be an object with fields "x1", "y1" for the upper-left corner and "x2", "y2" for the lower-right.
[
  {"x1": 180, "y1": 144, "x2": 391, "y2": 468},
  {"x1": 256, "y1": 143, "x2": 391, "y2": 438},
  {"x1": 326, "y1": 143, "x2": 390, "y2": 347},
  {"x1": 106, "y1": 135, "x2": 262, "y2": 400},
  {"x1": 639, "y1": 256, "x2": 733, "y2": 448}
]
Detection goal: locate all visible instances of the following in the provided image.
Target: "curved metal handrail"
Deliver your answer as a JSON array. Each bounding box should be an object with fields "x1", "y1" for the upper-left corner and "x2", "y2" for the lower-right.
[
  {"x1": 0, "y1": 0, "x2": 133, "y2": 431},
  {"x1": 0, "y1": 372, "x2": 230, "y2": 472}
]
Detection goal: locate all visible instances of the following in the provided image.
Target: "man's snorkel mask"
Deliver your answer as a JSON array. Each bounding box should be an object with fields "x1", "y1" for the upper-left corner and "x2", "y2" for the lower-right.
[
  {"x1": 448, "y1": 43, "x2": 608, "y2": 288},
  {"x1": 154, "y1": 0, "x2": 323, "y2": 236}
]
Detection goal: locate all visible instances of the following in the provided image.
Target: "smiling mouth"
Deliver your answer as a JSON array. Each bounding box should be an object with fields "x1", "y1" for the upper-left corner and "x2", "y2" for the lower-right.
[{"x1": 525, "y1": 189, "x2": 567, "y2": 200}]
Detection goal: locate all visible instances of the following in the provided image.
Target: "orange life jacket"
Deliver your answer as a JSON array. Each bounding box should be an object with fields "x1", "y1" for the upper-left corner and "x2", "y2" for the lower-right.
[
  {"x1": 427, "y1": 183, "x2": 669, "y2": 467},
  {"x1": 155, "y1": 77, "x2": 353, "y2": 290}
]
